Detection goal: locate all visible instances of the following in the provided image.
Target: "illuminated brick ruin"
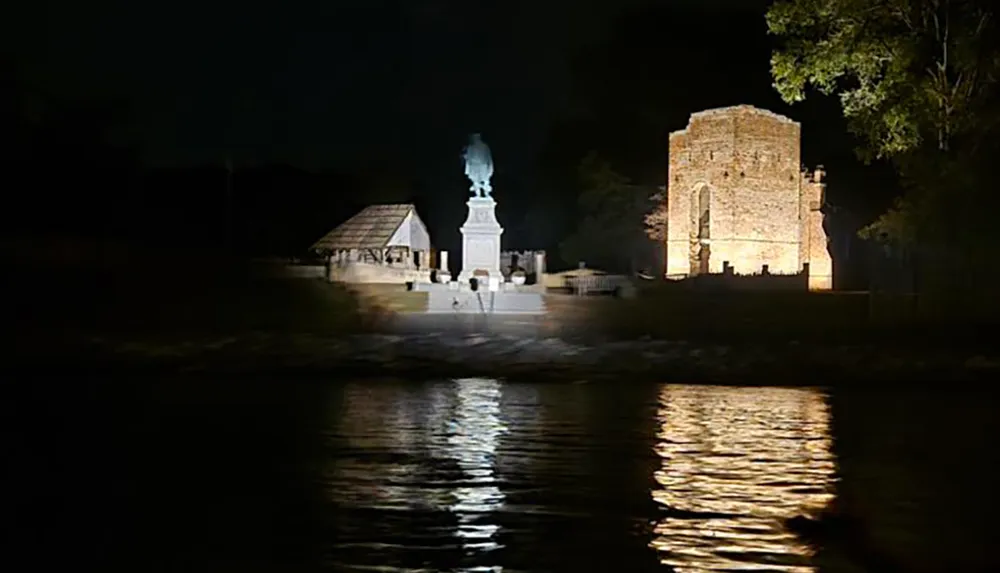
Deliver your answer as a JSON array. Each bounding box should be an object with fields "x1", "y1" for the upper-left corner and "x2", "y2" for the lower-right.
[{"x1": 664, "y1": 105, "x2": 832, "y2": 290}]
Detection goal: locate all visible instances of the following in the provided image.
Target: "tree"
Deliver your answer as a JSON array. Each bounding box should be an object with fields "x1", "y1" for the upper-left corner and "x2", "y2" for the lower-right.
[
  {"x1": 559, "y1": 152, "x2": 659, "y2": 273},
  {"x1": 354, "y1": 170, "x2": 415, "y2": 205},
  {"x1": 768, "y1": 0, "x2": 998, "y2": 162},
  {"x1": 644, "y1": 190, "x2": 668, "y2": 242},
  {"x1": 768, "y1": 0, "x2": 999, "y2": 249},
  {"x1": 770, "y1": 0, "x2": 1000, "y2": 310}
]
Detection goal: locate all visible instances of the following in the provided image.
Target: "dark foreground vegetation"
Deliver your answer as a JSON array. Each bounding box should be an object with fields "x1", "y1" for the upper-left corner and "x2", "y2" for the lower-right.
[
  {"x1": 560, "y1": 283, "x2": 999, "y2": 349},
  {"x1": 6, "y1": 249, "x2": 999, "y2": 385},
  {"x1": 5, "y1": 252, "x2": 998, "y2": 573},
  {"x1": 793, "y1": 386, "x2": 1000, "y2": 573}
]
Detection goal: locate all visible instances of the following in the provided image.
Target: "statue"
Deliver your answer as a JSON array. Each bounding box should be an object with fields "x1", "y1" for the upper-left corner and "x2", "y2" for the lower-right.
[{"x1": 462, "y1": 133, "x2": 494, "y2": 198}]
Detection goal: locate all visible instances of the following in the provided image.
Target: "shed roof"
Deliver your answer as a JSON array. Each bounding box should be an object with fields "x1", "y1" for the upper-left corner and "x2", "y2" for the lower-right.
[{"x1": 311, "y1": 204, "x2": 421, "y2": 251}]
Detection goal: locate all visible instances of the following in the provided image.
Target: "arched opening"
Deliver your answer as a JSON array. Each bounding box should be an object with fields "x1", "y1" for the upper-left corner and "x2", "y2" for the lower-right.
[{"x1": 688, "y1": 185, "x2": 711, "y2": 275}]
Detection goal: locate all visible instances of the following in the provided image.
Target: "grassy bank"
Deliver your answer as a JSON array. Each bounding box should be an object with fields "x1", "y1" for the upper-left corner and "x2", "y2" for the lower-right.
[
  {"x1": 547, "y1": 286, "x2": 997, "y2": 348},
  {"x1": 7, "y1": 257, "x2": 377, "y2": 345},
  {"x1": 9, "y1": 254, "x2": 999, "y2": 380},
  {"x1": 347, "y1": 283, "x2": 428, "y2": 313}
]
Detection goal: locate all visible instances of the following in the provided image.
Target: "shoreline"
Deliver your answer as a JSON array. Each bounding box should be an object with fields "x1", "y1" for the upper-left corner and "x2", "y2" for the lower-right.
[{"x1": 8, "y1": 331, "x2": 999, "y2": 385}]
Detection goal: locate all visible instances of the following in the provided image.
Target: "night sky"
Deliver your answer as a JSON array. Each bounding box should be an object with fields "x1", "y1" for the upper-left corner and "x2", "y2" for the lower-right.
[
  {"x1": 15, "y1": 0, "x2": 641, "y2": 167},
  {"x1": 8, "y1": 0, "x2": 897, "y2": 274}
]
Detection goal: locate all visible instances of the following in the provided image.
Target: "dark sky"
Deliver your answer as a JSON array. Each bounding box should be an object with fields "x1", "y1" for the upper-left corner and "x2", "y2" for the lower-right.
[
  {"x1": 9, "y1": 1, "x2": 806, "y2": 168},
  {"x1": 12, "y1": 0, "x2": 647, "y2": 169},
  {"x1": 8, "y1": 0, "x2": 895, "y2": 246}
]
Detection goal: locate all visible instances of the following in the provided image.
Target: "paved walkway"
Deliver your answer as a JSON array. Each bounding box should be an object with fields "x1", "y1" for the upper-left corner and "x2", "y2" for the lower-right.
[{"x1": 389, "y1": 312, "x2": 554, "y2": 338}]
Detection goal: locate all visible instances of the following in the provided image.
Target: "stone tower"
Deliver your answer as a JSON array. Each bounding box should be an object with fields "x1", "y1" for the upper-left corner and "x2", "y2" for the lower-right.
[{"x1": 664, "y1": 105, "x2": 832, "y2": 290}]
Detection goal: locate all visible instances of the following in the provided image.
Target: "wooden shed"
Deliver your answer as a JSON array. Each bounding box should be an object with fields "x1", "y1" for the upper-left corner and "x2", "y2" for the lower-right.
[{"x1": 310, "y1": 204, "x2": 433, "y2": 269}]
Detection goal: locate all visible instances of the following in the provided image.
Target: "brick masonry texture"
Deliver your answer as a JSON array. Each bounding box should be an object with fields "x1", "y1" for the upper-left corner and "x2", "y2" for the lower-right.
[{"x1": 664, "y1": 105, "x2": 832, "y2": 290}]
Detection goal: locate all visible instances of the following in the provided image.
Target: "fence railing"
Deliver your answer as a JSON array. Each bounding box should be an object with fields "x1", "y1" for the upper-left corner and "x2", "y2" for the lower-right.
[{"x1": 565, "y1": 274, "x2": 631, "y2": 295}]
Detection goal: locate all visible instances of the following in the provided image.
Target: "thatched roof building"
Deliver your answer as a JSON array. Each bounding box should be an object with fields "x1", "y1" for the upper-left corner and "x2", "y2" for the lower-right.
[{"x1": 310, "y1": 204, "x2": 431, "y2": 254}]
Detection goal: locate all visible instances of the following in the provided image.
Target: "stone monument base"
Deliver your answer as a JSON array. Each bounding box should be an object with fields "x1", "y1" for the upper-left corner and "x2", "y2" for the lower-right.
[
  {"x1": 412, "y1": 281, "x2": 546, "y2": 314},
  {"x1": 459, "y1": 197, "x2": 504, "y2": 284},
  {"x1": 457, "y1": 269, "x2": 506, "y2": 285}
]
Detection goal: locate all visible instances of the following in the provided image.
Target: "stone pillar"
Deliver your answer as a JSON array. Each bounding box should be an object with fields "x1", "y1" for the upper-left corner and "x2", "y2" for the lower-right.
[
  {"x1": 439, "y1": 250, "x2": 449, "y2": 273},
  {"x1": 807, "y1": 208, "x2": 833, "y2": 290},
  {"x1": 801, "y1": 168, "x2": 832, "y2": 290},
  {"x1": 458, "y1": 197, "x2": 504, "y2": 283},
  {"x1": 534, "y1": 252, "x2": 546, "y2": 279}
]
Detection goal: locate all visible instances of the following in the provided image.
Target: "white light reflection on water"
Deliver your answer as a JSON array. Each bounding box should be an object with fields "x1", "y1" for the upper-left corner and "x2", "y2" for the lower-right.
[
  {"x1": 324, "y1": 380, "x2": 509, "y2": 573},
  {"x1": 650, "y1": 385, "x2": 836, "y2": 572},
  {"x1": 447, "y1": 378, "x2": 508, "y2": 557}
]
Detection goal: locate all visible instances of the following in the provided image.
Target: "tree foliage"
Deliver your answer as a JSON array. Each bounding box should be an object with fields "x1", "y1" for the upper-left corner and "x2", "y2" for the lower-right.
[
  {"x1": 768, "y1": 0, "x2": 998, "y2": 162},
  {"x1": 768, "y1": 0, "x2": 999, "y2": 250},
  {"x1": 559, "y1": 152, "x2": 658, "y2": 272},
  {"x1": 644, "y1": 191, "x2": 668, "y2": 242}
]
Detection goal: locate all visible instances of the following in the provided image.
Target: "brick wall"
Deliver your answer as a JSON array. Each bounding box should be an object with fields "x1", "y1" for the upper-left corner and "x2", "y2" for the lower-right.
[{"x1": 665, "y1": 105, "x2": 832, "y2": 289}]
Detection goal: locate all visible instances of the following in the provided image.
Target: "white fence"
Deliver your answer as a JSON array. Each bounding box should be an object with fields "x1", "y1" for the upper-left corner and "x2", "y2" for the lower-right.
[{"x1": 565, "y1": 274, "x2": 634, "y2": 296}]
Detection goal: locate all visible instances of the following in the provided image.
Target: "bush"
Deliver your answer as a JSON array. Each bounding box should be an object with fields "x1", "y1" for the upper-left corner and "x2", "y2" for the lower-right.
[
  {"x1": 585, "y1": 287, "x2": 871, "y2": 342},
  {"x1": 8, "y1": 254, "x2": 368, "y2": 337}
]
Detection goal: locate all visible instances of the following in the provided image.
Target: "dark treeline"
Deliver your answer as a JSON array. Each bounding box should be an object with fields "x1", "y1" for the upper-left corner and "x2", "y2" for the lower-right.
[
  {"x1": 3, "y1": 95, "x2": 614, "y2": 270},
  {"x1": 3, "y1": 0, "x2": 913, "y2": 287},
  {"x1": 5, "y1": 85, "x2": 884, "y2": 287},
  {"x1": 539, "y1": 0, "x2": 902, "y2": 288},
  {"x1": 3, "y1": 94, "x2": 402, "y2": 260},
  {"x1": 3, "y1": 69, "x2": 575, "y2": 265}
]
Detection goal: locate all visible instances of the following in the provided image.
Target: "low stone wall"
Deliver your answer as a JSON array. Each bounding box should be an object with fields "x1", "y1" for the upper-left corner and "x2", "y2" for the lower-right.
[
  {"x1": 330, "y1": 262, "x2": 432, "y2": 285},
  {"x1": 500, "y1": 250, "x2": 545, "y2": 275},
  {"x1": 424, "y1": 289, "x2": 546, "y2": 314},
  {"x1": 670, "y1": 270, "x2": 808, "y2": 291},
  {"x1": 250, "y1": 263, "x2": 326, "y2": 279}
]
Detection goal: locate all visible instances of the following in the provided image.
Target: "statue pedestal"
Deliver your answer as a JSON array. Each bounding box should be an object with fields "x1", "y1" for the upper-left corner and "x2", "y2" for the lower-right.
[{"x1": 458, "y1": 197, "x2": 504, "y2": 284}]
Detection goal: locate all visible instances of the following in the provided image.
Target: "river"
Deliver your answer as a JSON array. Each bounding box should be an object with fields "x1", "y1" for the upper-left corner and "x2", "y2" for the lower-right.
[{"x1": 6, "y1": 379, "x2": 997, "y2": 572}]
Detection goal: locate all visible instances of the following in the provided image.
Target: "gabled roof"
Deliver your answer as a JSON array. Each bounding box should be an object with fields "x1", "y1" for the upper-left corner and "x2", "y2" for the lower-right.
[{"x1": 311, "y1": 204, "x2": 419, "y2": 251}]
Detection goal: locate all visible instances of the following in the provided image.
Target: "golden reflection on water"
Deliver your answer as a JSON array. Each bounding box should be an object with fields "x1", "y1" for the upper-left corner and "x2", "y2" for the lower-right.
[{"x1": 651, "y1": 385, "x2": 836, "y2": 572}]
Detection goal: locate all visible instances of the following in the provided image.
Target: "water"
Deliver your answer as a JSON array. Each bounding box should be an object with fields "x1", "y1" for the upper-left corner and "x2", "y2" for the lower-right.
[
  {"x1": 324, "y1": 381, "x2": 833, "y2": 572},
  {"x1": 6, "y1": 379, "x2": 997, "y2": 572},
  {"x1": 651, "y1": 386, "x2": 834, "y2": 571}
]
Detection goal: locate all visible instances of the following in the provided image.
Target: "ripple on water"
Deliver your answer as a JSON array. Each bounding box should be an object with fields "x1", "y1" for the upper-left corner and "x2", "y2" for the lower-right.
[
  {"x1": 651, "y1": 385, "x2": 836, "y2": 572},
  {"x1": 323, "y1": 380, "x2": 835, "y2": 572}
]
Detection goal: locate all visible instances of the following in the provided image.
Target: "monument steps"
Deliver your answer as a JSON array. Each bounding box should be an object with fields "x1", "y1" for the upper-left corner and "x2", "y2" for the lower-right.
[{"x1": 424, "y1": 289, "x2": 546, "y2": 314}]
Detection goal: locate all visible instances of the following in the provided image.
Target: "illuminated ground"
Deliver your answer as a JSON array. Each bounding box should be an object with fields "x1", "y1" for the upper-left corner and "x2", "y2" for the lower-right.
[{"x1": 389, "y1": 312, "x2": 552, "y2": 338}]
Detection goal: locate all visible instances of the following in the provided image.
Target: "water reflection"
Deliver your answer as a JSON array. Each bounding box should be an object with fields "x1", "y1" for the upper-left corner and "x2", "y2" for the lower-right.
[
  {"x1": 325, "y1": 379, "x2": 507, "y2": 572},
  {"x1": 28, "y1": 377, "x2": 996, "y2": 572},
  {"x1": 448, "y1": 378, "x2": 507, "y2": 554},
  {"x1": 650, "y1": 385, "x2": 836, "y2": 572},
  {"x1": 325, "y1": 381, "x2": 837, "y2": 572}
]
